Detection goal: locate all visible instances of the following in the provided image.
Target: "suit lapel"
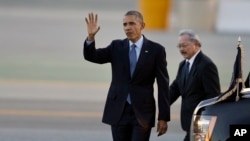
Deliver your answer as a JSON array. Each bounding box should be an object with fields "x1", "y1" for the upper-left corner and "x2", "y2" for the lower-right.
[
  {"x1": 131, "y1": 38, "x2": 150, "y2": 79},
  {"x1": 184, "y1": 51, "x2": 202, "y2": 91},
  {"x1": 180, "y1": 61, "x2": 186, "y2": 88},
  {"x1": 185, "y1": 64, "x2": 197, "y2": 90}
]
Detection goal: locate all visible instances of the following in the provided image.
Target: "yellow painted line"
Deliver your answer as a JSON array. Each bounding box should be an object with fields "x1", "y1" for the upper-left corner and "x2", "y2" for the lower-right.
[
  {"x1": 0, "y1": 79, "x2": 109, "y2": 87},
  {"x1": 171, "y1": 114, "x2": 180, "y2": 120},
  {"x1": 0, "y1": 109, "x2": 102, "y2": 118},
  {"x1": 0, "y1": 109, "x2": 180, "y2": 120}
]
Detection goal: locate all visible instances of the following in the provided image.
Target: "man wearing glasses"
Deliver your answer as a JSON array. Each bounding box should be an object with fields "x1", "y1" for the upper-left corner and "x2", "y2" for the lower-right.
[{"x1": 169, "y1": 29, "x2": 221, "y2": 141}]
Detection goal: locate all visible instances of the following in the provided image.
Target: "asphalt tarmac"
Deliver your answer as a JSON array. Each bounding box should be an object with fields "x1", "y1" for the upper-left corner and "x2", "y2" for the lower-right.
[{"x1": 0, "y1": 81, "x2": 183, "y2": 141}]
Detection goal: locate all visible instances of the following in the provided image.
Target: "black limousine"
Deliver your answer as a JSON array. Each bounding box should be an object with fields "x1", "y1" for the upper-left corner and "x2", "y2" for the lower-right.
[{"x1": 190, "y1": 37, "x2": 250, "y2": 141}]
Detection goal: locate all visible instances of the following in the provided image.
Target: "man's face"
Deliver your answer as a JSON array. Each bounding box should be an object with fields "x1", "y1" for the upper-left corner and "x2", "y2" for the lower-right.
[
  {"x1": 123, "y1": 15, "x2": 145, "y2": 43},
  {"x1": 177, "y1": 34, "x2": 199, "y2": 59}
]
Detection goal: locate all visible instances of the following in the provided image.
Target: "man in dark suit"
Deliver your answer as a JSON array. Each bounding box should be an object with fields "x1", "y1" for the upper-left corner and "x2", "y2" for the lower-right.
[
  {"x1": 170, "y1": 29, "x2": 221, "y2": 141},
  {"x1": 83, "y1": 11, "x2": 170, "y2": 141}
]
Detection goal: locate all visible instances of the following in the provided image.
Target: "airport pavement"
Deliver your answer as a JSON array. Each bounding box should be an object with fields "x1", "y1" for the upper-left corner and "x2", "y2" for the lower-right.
[
  {"x1": 1, "y1": 1, "x2": 250, "y2": 140},
  {"x1": 0, "y1": 80, "x2": 184, "y2": 141}
]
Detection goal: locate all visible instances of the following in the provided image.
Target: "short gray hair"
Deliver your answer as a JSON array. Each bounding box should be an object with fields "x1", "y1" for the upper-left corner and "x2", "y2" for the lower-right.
[
  {"x1": 179, "y1": 29, "x2": 201, "y2": 47},
  {"x1": 124, "y1": 10, "x2": 144, "y2": 23}
]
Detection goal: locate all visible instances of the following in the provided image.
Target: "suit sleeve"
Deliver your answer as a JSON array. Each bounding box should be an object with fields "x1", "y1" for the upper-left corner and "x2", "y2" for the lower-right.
[
  {"x1": 169, "y1": 79, "x2": 181, "y2": 104},
  {"x1": 169, "y1": 61, "x2": 185, "y2": 105},
  {"x1": 155, "y1": 46, "x2": 170, "y2": 122},
  {"x1": 83, "y1": 40, "x2": 112, "y2": 64}
]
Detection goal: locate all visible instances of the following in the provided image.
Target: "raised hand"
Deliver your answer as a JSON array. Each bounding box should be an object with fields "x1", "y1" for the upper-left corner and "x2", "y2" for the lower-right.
[{"x1": 85, "y1": 12, "x2": 100, "y2": 41}]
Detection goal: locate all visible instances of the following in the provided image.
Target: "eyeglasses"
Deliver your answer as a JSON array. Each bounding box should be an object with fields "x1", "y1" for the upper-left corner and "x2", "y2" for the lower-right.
[
  {"x1": 176, "y1": 43, "x2": 190, "y2": 49},
  {"x1": 177, "y1": 40, "x2": 198, "y2": 49}
]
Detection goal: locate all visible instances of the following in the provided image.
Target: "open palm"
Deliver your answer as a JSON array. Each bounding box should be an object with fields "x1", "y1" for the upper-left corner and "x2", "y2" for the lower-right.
[{"x1": 85, "y1": 12, "x2": 100, "y2": 41}]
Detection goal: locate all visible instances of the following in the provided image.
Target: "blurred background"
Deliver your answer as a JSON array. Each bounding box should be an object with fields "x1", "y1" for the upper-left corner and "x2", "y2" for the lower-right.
[{"x1": 0, "y1": 0, "x2": 250, "y2": 140}]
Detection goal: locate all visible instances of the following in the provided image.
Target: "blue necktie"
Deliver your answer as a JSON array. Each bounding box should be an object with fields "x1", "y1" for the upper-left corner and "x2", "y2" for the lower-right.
[
  {"x1": 129, "y1": 44, "x2": 137, "y2": 76},
  {"x1": 127, "y1": 44, "x2": 137, "y2": 104}
]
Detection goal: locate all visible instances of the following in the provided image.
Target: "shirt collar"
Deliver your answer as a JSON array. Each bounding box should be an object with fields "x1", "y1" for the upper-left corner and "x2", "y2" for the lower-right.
[
  {"x1": 186, "y1": 50, "x2": 201, "y2": 67},
  {"x1": 129, "y1": 36, "x2": 143, "y2": 49}
]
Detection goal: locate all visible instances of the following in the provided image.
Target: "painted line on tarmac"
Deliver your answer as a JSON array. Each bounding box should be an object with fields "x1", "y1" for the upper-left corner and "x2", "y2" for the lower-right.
[
  {"x1": 0, "y1": 109, "x2": 180, "y2": 119},
  {"x1": 0, "y1": 109, "x2": 102, "y2": 118}
]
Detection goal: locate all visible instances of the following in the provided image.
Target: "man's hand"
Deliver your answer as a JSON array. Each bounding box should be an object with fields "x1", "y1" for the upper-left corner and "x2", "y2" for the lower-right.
[
  {"x1": 157, "y1": 120, "x2": 168, "y2": 136},
  {"x1": 85, "y1": 12, "x2": 100, "y2": 41}
]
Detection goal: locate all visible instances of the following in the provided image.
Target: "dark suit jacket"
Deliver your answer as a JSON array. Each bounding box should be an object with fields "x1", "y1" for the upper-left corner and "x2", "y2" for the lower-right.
[
  {"x1": 83, "y1": 37, "x2": 170, "y2": 128},
  {"x1": 170, "y1": 51, "x2": 220, "y2": 132}
]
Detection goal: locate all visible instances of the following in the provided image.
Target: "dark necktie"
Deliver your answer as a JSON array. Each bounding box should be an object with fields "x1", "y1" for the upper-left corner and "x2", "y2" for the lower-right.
[
  {"x1": 127, "y1": 44, "x2": 137, "y2": 104},
  {"x1": 184, "y1": 61, "x2": 190, "y2": 85}
]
